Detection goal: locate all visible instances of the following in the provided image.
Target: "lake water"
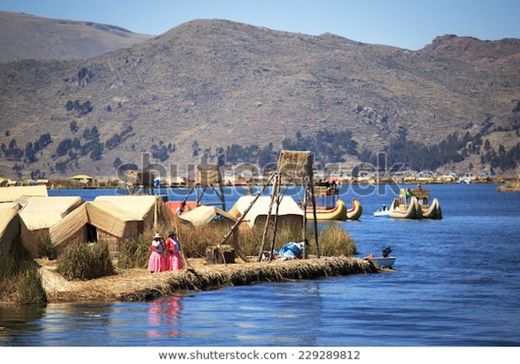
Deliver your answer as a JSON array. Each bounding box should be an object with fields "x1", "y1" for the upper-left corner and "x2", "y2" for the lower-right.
[{"x1": 1, "y1": 184, "x2": 519, "y2": 346}]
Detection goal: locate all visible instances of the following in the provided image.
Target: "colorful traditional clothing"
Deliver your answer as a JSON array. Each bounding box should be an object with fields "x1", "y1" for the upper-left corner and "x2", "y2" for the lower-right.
[
  {"x1": 148, "y1": 234, "x2": 164, "y2": 273},
  {"x1": 165, "y1": 235, "x2": 183, "y2": 271}
]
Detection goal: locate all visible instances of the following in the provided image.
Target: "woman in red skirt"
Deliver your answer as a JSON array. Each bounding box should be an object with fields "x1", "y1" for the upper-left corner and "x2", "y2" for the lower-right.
[{"x1": 164, "y1": 231, "x2": 184, "y2": 271}]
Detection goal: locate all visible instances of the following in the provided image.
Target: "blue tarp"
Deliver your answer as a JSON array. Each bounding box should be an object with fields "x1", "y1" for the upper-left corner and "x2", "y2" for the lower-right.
[{"x1": 277, "y1": 242, "x2": 304, "y2": 259}]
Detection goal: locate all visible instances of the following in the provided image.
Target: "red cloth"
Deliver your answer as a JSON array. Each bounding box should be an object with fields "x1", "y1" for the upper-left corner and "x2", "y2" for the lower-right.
[
  {"x1": 169, "y1": 252, "x2": 183, "y2": 270},
  {"x1": 160, "y1": 254, "x2": 169, "y2": 272},
  {"x1": 164, "y1": 237, "x2": 183, "y2": 270}
]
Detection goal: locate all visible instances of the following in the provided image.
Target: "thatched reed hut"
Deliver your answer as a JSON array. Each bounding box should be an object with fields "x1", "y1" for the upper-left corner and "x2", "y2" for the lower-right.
[
  {"x1": 19, "y1": 196, "x2": 84, "y2": 256},
  {"x1": 228, "y1": 195, "x2": 304, "y2": 229},
  {"x1": 49, "y1": 196, "x2": 174, "y2": 255},
  {"x1": 0, "y1": 202, "x2": 20, "y2": 255}
]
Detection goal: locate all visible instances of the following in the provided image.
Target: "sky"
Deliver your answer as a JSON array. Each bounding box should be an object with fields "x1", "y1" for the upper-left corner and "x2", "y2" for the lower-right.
[{"x1": 1, "y1": 0, "x2": 520, "y2": 50}]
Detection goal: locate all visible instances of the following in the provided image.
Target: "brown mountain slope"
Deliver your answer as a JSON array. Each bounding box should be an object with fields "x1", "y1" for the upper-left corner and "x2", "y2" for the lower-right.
[
  {"x1": 0, "y1": 19, "x2": 519, "y2": 178},
  {"x1": 0, "y1": 11, "x2": 152, "y2": 62}
]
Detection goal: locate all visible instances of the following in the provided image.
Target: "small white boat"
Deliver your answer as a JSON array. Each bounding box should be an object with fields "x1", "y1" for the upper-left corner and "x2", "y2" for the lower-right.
[
  {"x1": 366, "y1": 256, "x2": 396, "y2": 269},
  {"x1": 364, "y1": 247, "x2": 395, "y2": 268},
  {"x1": 373, "y1": 209, "x2": 390, "y2": 217}
]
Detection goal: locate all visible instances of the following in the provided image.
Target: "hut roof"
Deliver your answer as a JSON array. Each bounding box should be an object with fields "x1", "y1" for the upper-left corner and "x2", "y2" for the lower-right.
[
  {"x1": 0, "y1": 202, "x2": 20, "y2": 233},
  {"x1": 93, "y1": 196, "x2": 156, "y2": 220},
  {"x1": 19, "y1": 196, "x2": 84, "y2": 231},
  {"x1": 48, "y1": 203, "x2": 89, "y2": 249},
  {"x1": 179, "y1": 205, "x2": 237, "y2": 228},
  {"x1": 71, "y1": 175, "x2": 92, "y2": 180},
  {"x1": 49, "y1": 196, "x2": 162, "y2": 248},
  {"x1": 0, "y1": 185, "x2": 48, "y2": 202},
  {"x1": 230, "y1": 196, "x2": 303, "y2": 227},
  {"x1": 0, "y1": 202, "x2": 20, "y2": 254}
]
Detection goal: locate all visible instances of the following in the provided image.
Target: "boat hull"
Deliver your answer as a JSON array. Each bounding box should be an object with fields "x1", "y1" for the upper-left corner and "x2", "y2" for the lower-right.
[
  {"x1": 373, "y1": 210, "x2": 390, "y2": 217},
  {"x1": 367, "y1": 257, "x2": 396, "y2": 268},
  {"x1": 421, "y1": 198, "x2": 442, "y2": 219},
  {"x1": 305, "y1": 198, "x2": 363, "y2": 221},
  {"x1": 306, "y1": 199, "x2": 347, "y2": 221},
  {"x1": 389, "y1": 196, "x2": 421, "y2": 219},
  {"x1": 346, "y1": 198, "x2": 363, "y2": 220}
]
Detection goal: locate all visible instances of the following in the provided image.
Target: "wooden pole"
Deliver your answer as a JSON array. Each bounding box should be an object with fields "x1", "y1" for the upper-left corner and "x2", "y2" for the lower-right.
[
  {"x1": 269, "y1": 175, "x2": 283, "y2": 262},
  {"x1": 181, "y1": 186, "x2": 195, "y2": 204},
  {"x1": 216, "y1": 173, "x2": 276, "y2": 255},
  {"x1": 258, "y1": 172, "x2": 279, "y2": 261},
  {"x1": 231, "y1": 229, "x2": 249, "y2": 262},
  {"x1": 211, "y1": 185, "x2": 226, "y2": 211},
  {"x1": 309, "y1": 165, "x2": 320, "y2": 258},
  {"x1": 174, "y1": 222, "x2": 190, "y2": 269},
  {"x1": 196, "y1": 186, "x2": 207, "y2": 204},
  {"x1": 302, "y1": 180, "x2": 308, "y2": 259},
  {"x1": 219, "y1": 178, "x2": 226, "y2": 211},
  {"x1": 153, "y1": 196, "x2": 158, "y2": 230}
]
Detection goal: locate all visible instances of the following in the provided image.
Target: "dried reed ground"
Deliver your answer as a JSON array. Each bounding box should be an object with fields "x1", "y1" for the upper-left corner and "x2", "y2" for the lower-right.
[{"x1": 39, "y1": 257, "x2": 379, "y2": 303}]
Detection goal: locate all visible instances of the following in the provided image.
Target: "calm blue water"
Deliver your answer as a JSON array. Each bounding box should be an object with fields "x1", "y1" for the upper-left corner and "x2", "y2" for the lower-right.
[{"x1": 2, "y1": 184, "x2": 520, "y2": 346}]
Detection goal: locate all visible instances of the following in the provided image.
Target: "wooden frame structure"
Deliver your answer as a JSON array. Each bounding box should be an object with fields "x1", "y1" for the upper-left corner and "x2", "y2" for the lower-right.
[
  {"x1": 180, "y1": 164, "x2": 226, "y2": 211},
  {"x1": 215, "y1": 150, "x2": 320, "y2": 265}
]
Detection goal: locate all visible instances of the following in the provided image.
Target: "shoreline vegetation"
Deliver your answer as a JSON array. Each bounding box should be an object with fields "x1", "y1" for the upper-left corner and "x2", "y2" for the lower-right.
[
  {"x1": 1, "y1": 222, "x2": 372, "y2": 305},
  {"x1": 497, "y1": 181, "x2": 520, "y2": 192},
  {"x1": 0, "y1": 175, "x2": 513, "y2": 190}
]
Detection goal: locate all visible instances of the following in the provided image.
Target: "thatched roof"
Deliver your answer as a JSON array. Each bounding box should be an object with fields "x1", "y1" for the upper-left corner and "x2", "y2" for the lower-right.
[
  {"x1": 19, "y1": 196, "x2": 84, "y2": 231},
  {"x1": 0, "y1": 202, "x2": 20, "y2": 254},
  {"x1": 179, "y1": 205, "x2": 237, "y2": 227},
  {"x1": 229, "y1": 195, "x2": 303, "y2": 228},
  {"x1": 0, "y1": 185, "x2": 48, "y2": 202}
]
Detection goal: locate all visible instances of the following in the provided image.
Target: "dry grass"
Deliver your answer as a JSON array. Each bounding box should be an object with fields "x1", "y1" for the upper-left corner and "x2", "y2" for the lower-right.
[
  {"x1": 117, "y1": 219, "x2": 357, "y2": 269},
  {"x1": 57, "y1": 242, "x2": 114, "y2": 280},
  {"x1": 310, "y1": 223, "x2": 357, "y2": 257},
  {"x1": 36, "y1": 231, "x2": 58, "y2": 260},
  {"x1": 0, "y1": 240, "x2": 47, "y2": 304}
]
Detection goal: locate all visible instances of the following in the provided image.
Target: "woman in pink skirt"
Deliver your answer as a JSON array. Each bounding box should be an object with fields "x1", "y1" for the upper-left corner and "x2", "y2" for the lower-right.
[
  {"x1": 148, "y1": 233, "x2": 164, "y2": 273},
  {"x1": 164, "y1": 231, "x2": 184, "y2": 271}
]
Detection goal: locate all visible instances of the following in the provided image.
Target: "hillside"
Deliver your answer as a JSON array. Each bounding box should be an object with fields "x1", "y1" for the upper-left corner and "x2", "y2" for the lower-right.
[
  {"x1": 0, "y1": 11, "x2": 152, "y2": 62},
  {"x1": 0, "y1": 18, "x2": 519, "y2": 178}
]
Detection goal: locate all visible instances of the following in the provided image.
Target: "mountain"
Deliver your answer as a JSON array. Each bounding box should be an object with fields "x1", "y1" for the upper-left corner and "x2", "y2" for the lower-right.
[
  {"x1": 0, "y1": 11, "x2": 152, "y2": 62},
  {"x1": 0, "y1": 18, "x2": 519, "y2": 179}
]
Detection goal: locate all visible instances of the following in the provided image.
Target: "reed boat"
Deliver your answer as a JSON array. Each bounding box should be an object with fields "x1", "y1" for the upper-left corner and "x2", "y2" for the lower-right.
[
  {"x1": 346, "y1": 198, "x2": 363, "y2": 220},
  {"x1": 304, "y1": 185, "x2": 362, "y2": 221},
  {"x1": 389, "y1": 188, "x2": 442, "y2": 219},
  {"x1": 389, "y1": 195, "x2": 420, "y2": 219}
]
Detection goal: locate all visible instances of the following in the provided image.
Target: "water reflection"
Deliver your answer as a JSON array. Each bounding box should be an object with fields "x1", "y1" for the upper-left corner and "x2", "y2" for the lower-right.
[
  {"x1": 147, "y1": 296, "x2": 182, "y2": 339},
  {"x1": 0, "y1": 304, "x2": 46, "y2": 345}
]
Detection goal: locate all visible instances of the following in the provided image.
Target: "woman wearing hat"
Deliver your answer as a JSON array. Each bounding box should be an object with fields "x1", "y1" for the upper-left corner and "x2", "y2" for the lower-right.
[
  {"x1": 148, "y1": 232, "x2": 164, "y2": 273},
  {"x1": 164, "y1": 231, "x2": 183, "y2": 271}
]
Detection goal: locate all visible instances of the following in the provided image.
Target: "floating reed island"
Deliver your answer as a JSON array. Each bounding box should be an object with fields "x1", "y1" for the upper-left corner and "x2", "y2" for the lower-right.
[
  {"x1": 38, "y1": 257, "x2": 380, "y2": 303},
  {"x1": 1, "y1": 154, "x2": 384, "y2": 305}
]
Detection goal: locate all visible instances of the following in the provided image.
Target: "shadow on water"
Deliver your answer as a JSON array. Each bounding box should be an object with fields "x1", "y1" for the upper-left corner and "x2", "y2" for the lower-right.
[{"x1": 0, "y1": 304, "x2": 46, "y2": 345}]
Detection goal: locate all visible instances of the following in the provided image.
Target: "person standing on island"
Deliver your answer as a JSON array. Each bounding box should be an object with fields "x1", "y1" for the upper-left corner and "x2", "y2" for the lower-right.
[
  {"x1": 165, "y1": 231, "x2": 184, "y2": 271},
  {"x1": 148, "y1": 233, "x2": 164, "y2": 273}
]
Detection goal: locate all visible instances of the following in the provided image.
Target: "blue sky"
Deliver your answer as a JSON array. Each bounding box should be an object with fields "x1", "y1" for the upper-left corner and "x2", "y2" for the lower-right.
[{"x1": 1, "y1": 0, "x2": 519, "y2": 49}]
